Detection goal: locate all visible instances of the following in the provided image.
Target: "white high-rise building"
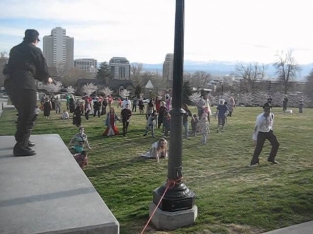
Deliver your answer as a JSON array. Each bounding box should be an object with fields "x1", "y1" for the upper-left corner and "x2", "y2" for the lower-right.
[
  {"x1": 163, "y1": 53, "x2": 174, "y2": 88},
  {"x1": 43, "y1": 27, "x2": 74, "y2": 70}
]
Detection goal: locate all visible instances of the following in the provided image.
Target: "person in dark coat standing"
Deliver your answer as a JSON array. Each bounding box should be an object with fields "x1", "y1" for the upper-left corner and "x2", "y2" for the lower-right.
[
  {"x1": 121, "y1": 104, "x2": 132, "y2": 136},
  {"x1": 3, "y1": 29, "x2": 53, "y2": 156},
  {"x1": 283, "y1": 95, "x2": 288, "y2": 112}
]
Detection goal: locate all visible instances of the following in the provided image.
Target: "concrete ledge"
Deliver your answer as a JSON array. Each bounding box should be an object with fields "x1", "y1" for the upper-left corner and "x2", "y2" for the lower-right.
[
  {"x1": 262, "y1": 221, "x2": 313, "y2": 234},
  {"x1": 0, "y1": 134, "x2": 119, "y2": 234},
  {"x1": 149, "y1": 202, "x2": 197, "y2": 230}
]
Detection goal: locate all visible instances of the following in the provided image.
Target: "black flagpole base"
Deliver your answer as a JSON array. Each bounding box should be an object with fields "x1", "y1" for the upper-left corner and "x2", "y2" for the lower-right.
[{"x1": 153, "y1": 182, "x2": 195, "y2": 212}]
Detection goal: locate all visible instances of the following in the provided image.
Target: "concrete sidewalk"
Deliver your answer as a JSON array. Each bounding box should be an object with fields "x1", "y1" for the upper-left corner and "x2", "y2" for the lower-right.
[
  {"x1": 262, "y1": 221, "x2": 313, "y2": 234},
  {"x1": 0, "y1": 134, "x2": 119, "y2": 234}
]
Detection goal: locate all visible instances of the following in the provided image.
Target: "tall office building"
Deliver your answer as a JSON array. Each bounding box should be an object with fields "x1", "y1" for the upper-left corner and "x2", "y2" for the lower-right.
[
  {"x1": 163, "y1": 53, "x2": 173, "y2": 81},
  {"x1": 74, "y1": 58, "x2": 98, "y2": 73},
  {"x1": 43, "y1": 27, "x2": 74, "y2": 70},
  {"x1": 163, "y1": 53, "x2": 174, "y2": 88},
  {"x1": 109, "y1": 57, "x2": 130, "y2": 80}
]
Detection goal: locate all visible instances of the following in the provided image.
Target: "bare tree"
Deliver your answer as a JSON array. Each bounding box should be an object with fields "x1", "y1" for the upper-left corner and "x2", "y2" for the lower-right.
[
  {"x1": 130, "y1": 63, "x2": 143, "y2": 86},
  {"x1": 187, "y1": 71, "x2": 211, "y2": 89},
  {"x1": 235, "y1": 63, "x2": 266, "y2": 93},
  {"x1": 62, "y1": 67, "x2": 93, "y2": 87},
  {"x1": 274, "y1": 49, "x2": 301, "y2": 94}
]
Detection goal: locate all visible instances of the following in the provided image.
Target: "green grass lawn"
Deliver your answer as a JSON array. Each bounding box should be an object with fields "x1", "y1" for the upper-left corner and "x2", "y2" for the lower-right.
[{"x1": 1, "y1": 104, "x2": 312, "y2": 234}]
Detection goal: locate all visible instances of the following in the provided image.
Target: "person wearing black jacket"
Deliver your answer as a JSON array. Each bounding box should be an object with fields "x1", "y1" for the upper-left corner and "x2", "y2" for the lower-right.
[
  {"x1": 121, "y1": 104, "x2": 132, "y2": 136},
  {"x1": 3, "y1": 29, "x2": 52, "y2": 156},
  {"x1": 93, "y1": 98, "x2": 101, "y2": 117}
]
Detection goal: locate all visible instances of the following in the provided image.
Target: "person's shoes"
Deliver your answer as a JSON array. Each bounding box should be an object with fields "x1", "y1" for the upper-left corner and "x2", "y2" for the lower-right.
[
  {"x1": 221, "y1": 129, "x2": 224, "y2": 132},
  {"x1": 268, "y1": 159, "x2": 279, "y2": 164},
  {"x1": 249, "y1": 160, "x2": 259, "y2": 167},
  {"x1": 249, "y1": 162, "x2": 259, "y2": 167},
  {"x1": 28, "y1": 141, "x2": 35, "y2": 147},
  {"x1": 216, "y1": 129, "x2": 219, "y2": 133},
  {"x1": 13, "y1": 143, "x2": 36, "y2": 157}
]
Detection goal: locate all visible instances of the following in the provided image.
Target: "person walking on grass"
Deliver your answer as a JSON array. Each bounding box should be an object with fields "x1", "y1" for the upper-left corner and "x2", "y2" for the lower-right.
[
  {"x1": 182, "y1": 103, "x2": 193, "y2": 139},
  {"x1": 199, "y1": 113, "x2": 209, "y2": 144},
  {"x1": 143, "y1": 110, "x2": 157, "y2": 137},
  {"x1": 158, "y1": 101, "x2": 167, "y2": 130},
  {"x1": 121, "y1": 104, "x2": 132, "y2": 136},
  {"x1": 299, "y1": 96, "x2": 304, "y2": 113},
  {"x1": 215, "y1": 100, "x2": 228, "y2": 133},
  {"x1": 103, "y1": 107, "x2": 121, "y2": 136},
  {"x1": 283, "y1": 95, "x2": 288, "y2": 112},
  {"x1": 43, "y1": 97, "x2": 52, "y2": 119},
  {"x1": 55, "y1": 96, "x2": 61, "y2": 114},
  {"x1": 250, "y1": 103, "x2": 280, "y2": 167}
]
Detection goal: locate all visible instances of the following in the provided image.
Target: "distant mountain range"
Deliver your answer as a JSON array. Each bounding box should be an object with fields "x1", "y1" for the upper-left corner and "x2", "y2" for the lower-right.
[{"x1": 135, "y1": 60, "x2": 313, "y2": 80}]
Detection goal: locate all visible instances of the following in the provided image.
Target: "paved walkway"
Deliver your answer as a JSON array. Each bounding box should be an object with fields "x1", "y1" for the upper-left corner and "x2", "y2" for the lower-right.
[{"x1": 262, "y1": 221, "x2": 313, "y2": 234}]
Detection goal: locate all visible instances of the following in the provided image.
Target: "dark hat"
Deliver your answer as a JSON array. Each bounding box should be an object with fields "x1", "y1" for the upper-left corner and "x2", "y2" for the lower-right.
[
  {"x1": 24, "y1": 29, "x2": 40, "y2": 42},
  {"x1": 200, "y1": 89, "x2": 207, "y2": 97},
  {"x1": 263, "y1": 102, "x2": 272, "y2": 109}
]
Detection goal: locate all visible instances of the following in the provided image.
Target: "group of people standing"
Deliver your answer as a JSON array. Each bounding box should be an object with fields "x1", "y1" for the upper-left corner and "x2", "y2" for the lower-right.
[{"x1": 40, "y1": 94, "x2": 62, "y2": 119}]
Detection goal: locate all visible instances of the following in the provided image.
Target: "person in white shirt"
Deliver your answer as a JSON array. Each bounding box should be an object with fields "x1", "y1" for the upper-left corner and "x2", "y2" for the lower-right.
[
  {"x1": 122, "y1": 97, "x2": 131, "y2": 110},
  {"x1": 196, "y1": 92, "x2": 211, "y2": 123},
  {"x1": 61, "y1": 110, "x2": 69, "y2": 119},
  {"x1": 250, "y1": 103, "x2": 280, "y2": 166}
]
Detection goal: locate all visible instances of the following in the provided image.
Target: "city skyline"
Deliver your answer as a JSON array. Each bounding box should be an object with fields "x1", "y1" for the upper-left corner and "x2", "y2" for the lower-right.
[{"x1": 1, "y1": 0, "x2": 313, "y2": 65}]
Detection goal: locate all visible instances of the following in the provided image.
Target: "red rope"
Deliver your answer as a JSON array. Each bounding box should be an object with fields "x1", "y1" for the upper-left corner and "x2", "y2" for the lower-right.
[{"x1": 140, "y1": 177, "x2": 183, "y2": 234}]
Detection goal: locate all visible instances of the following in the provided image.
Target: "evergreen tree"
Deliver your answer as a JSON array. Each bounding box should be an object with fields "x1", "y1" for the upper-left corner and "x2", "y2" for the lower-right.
[
  {"x1": 182, "y1": 81, "x2": 193, "y2": 105},
  {"x1": 96, "y1": 62, "x2": 111, "y2": 83}
]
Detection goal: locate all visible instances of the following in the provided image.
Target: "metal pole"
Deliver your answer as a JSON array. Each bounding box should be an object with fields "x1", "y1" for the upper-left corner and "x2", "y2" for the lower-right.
[{"x1": 152, "y1": 0, "x2": 195, "y2": 212}]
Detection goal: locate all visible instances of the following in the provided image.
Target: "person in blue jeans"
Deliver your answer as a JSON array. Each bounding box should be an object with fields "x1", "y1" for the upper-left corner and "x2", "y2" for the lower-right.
[{"x1": 215, "y1": 100, "x2": 228, "y2": 133}]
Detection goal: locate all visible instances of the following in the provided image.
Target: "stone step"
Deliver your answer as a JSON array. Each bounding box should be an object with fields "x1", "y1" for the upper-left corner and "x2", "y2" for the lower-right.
[{"x1": 0, "y1": 134, "x2": 119, "y2": 234}]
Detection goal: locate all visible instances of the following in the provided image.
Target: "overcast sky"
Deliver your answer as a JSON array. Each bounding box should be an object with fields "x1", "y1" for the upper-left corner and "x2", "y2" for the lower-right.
[{"x1": 1, "y1": 0, "x2": 313, "y2": 64}]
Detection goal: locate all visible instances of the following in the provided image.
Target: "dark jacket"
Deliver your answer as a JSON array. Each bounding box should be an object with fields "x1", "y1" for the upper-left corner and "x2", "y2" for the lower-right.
[{"x1": 5, "y1": 41, "x2": 50, "y2": 90}]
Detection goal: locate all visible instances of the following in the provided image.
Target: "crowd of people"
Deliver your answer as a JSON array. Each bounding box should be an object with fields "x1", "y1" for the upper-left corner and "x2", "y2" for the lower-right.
[
  {"x1": 2, "y1": 28, "x2": 293, "y2": 169},
  {"x1": 61, "y1": 91, "x2": 241, "y2": 164}
]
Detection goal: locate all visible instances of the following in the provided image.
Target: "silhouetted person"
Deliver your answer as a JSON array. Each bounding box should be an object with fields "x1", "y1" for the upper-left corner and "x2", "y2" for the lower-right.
[{"x1": 3, "y1": 29, "x2": 52, "y2": 156}]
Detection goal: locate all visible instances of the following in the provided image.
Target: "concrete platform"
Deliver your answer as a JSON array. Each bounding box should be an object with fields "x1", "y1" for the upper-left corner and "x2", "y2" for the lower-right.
[
  {"x1": 262, "y1": 221, "x2": 313, "y2": 234},
  {"x1": 149, "y1": 203, "x2": 197, "y2": 230},
  {"x1": 0, "y1": 134, "x2": 119, "y2": 234}
]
